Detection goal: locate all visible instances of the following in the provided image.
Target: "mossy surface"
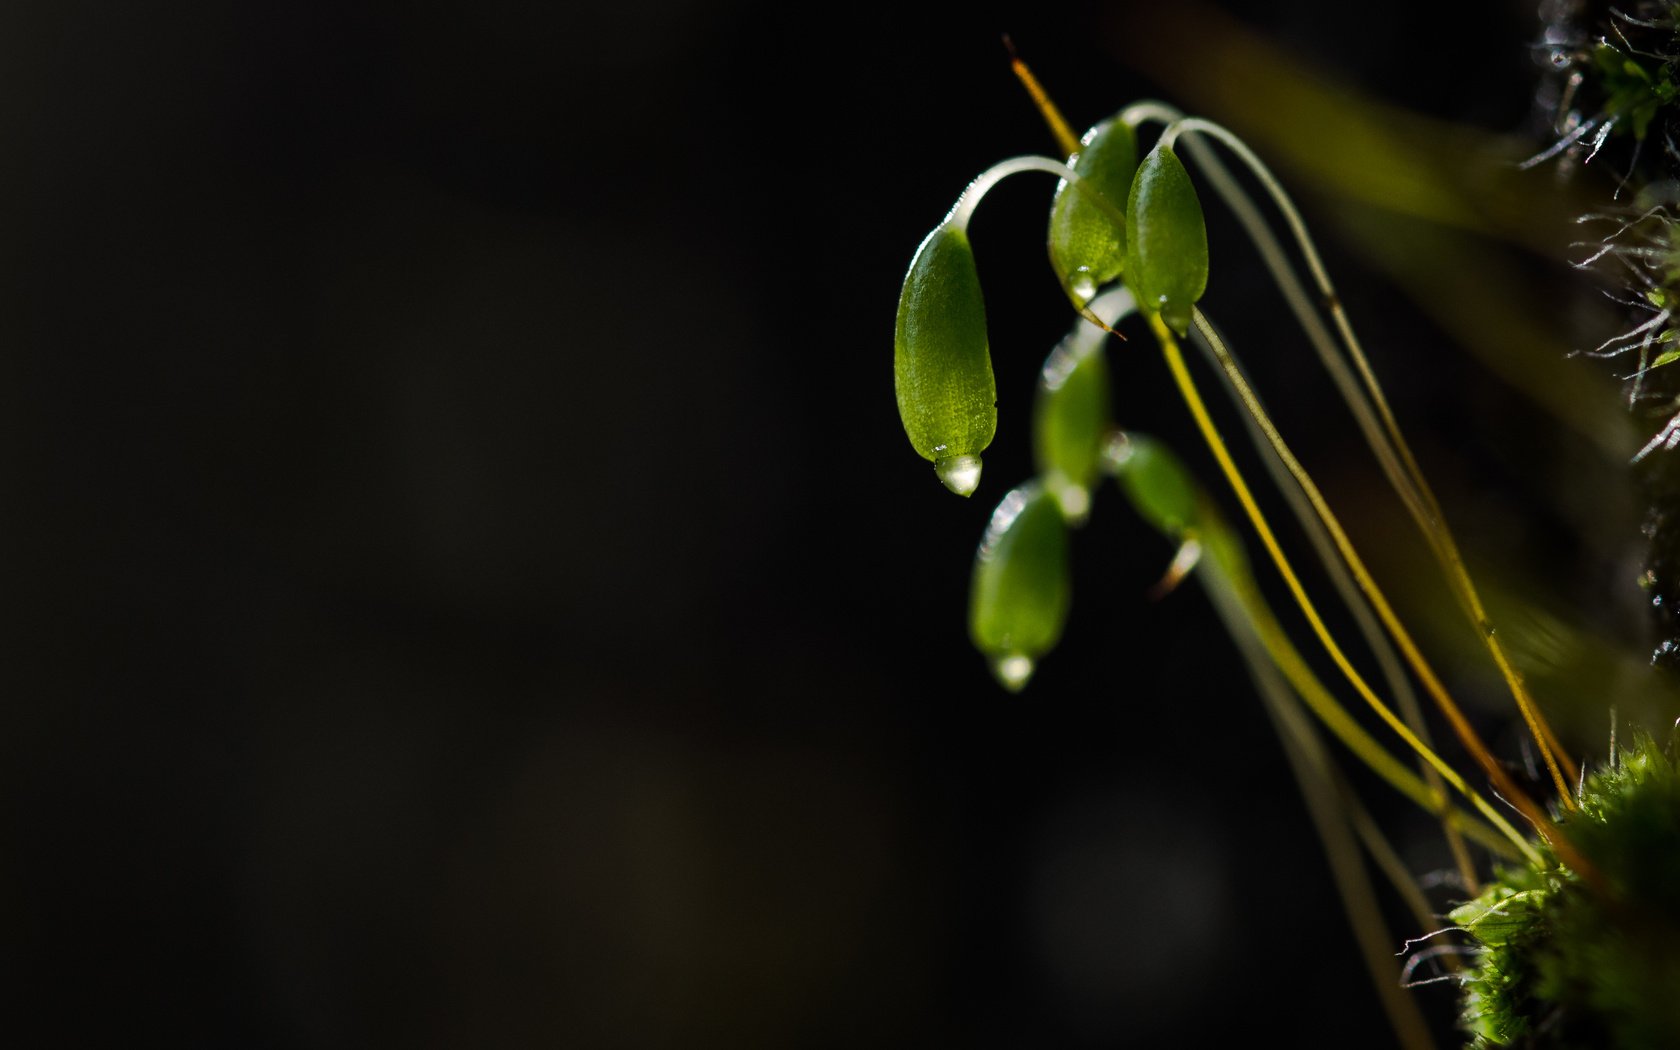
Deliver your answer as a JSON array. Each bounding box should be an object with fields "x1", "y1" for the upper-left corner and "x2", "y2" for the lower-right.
[
  {"x1": 1538, "y1": 3, "x2": 1680, "y2": 667},
  {"x1": 1454, "y1": 734, "x2": 1680, "y2": 1048}
]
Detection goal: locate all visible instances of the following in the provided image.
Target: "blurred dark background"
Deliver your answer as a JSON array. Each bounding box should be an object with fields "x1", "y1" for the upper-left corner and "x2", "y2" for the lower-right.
[{"x1": 1, "y1": 1, "x2": 1644, "y2": 1046}]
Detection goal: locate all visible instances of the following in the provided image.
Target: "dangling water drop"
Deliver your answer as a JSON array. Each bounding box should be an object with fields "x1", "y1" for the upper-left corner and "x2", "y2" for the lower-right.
[
  {"x1": 992, "y1": 653, "x2": 1035, "y2": 692},
  {"x1": 1046, "y1": 480, "x2": 1090, "y2": 522},
  {"x1": 1067, "y1": 269, "x2": 1098, "y2": 306},
  {"x1": 936, "y1": 454, "x2": 983, "y2": 496}
]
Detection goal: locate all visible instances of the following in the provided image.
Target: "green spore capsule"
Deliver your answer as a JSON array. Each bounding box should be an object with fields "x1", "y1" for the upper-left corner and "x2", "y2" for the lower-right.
[
  {"x1": 1033, "y1": 328, "x2": 1112, "y2": 523},
  {"x1": 1125, "y1": 143, "x2": 1208, "y2": 337},
  {"x1": 969, "y1": 483, "x2": 1071, "y2": 691},
  {"x1": 1048, "y1": 118, "x2": 1138, "y2": 306},
  {"x1": 894, "y1": 222, "x2": 996, "y2": 496},
  {"x1": 1109, "y1": 432, "x2": 1200, "y2": 538}
]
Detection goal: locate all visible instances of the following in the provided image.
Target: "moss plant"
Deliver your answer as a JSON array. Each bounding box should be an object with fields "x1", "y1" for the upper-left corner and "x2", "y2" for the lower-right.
[
  {"x1": 893, "y1": 49, "x2": 1680, "y2": 1048},
  {"x1": 1453, "y1": 734, "x2": 1680, "y2": 1048},
  {"x1": 1538, "y1": 2, "x2": 1680, "y2": 664}
]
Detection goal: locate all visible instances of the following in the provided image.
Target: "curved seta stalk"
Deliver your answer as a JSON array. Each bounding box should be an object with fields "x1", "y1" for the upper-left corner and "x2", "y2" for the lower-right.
[
  {"x1": 1190, "y1": 309, "x2": 1481, "y2": 890},
  {"x1": 1153, "y1": 312, "x2": 1598, "y2": 882},
  {"x1": 1152, "y1": 111, "x2": 1580, "y2": 806}
]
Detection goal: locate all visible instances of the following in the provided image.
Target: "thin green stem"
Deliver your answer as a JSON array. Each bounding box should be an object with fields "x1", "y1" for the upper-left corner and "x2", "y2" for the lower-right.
[
  {"x1": 945, "y1": 156, "x2": 1085, "y2": 231},
  {"x1": 1159, "y1": 113, "x2": 1579, "y2": 805},
  {"x1": 1206, "y1": 562, "x2": 1437, "y2": 1050},
  {"x1": 1149, "y1": 311, "x2": 1547, "y2": 864},
  {"x1": 1189, "y1": 310, "x2": 1481, "y2": 892}
]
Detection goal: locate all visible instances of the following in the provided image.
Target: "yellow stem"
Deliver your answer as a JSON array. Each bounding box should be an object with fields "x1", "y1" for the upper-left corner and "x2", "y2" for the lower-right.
[
  {"x1": 1206, "y1": 534, "x2": 1527, "y2": 860},
  {"x1": 1190, "y1": 310, "x2": 1481, "y2": 890},
  {"x1": 1190, "y1": 112, "x2": 1578, "y2": 801},
  {"x1": 1322, "y1": 302, "x2": 1580, "y2": 803},
  {"x1": 1210, "y1": 569, "x2": 1438, "y2": 1050},
  {"x1": 1006, "y1": 48, "x2": 1082, "y2": 158},
  {"x1": 1183, "y1": 312, "x2": 1508, "y2": 783},
  {"x1": 1148, "y1": 312, "x2": 1580, "y2": 867},
  {"x1": 1128, "y1": 105, "x2": 1579, "y2": 805}
]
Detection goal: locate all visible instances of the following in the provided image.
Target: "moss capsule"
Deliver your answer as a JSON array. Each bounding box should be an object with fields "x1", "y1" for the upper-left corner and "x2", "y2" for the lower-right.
[
  {"x1": 1110, "y1": 432, "x2": 1201, "y2": 537},
  {"x1": 1125, "y1": 144, "x2": 1208, "y2": 337},
  {"x1": 969, "y1": 483, "x2": 1071, "y2": 691},
  {"x1": 1048, "y1": 118, "x2": 1138, "y2": 305},
  {"x1": 1033, "y1": 331, "x2": 1112, "y2": 523},
  {"x1": 894, "y1": 222, "x2": 996, "y2": 496}
]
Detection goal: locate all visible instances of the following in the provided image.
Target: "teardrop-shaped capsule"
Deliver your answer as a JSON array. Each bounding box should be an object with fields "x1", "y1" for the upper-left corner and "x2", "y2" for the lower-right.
[
  {"x1": 1047, "y1": 119, "x2": 1138, "y2": 306},
  {"x1": 1033, "y1": 329, "x2": 1112, "y2": 523},
  {"x1": 969, "y1": 483, "x2": 1071, "y2": 691},
  {"x1": 894, "y1": 222, "x2": 996, "y2": 496},
  {"x1": 1109, "y1": 432, "x2": 1201, "y2": 538},
  {"x1": 1125, "y1": 144, "x2": 1208, "y2": 337}
]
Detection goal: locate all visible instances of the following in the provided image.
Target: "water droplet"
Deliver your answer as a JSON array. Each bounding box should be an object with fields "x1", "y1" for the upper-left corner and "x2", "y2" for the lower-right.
[
  {"x1": 936, "y1": 454, "x2": 983, "y2": 496},
  {"x1": 1101, "y1": 431, "x2": 1134, "y2": 471},
  {"x1": 1049, "y1": 480, "x2": 1090, "y2": 523},
  {"x1": 1068, "y1": 270, "x2": 1098, "y2": 306},
  {"x1": 993, "y1": 653, "x2": 1035, "y2": 692}
]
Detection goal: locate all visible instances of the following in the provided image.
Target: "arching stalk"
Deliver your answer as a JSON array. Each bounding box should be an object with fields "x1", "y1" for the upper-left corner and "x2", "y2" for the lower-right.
[
  {"x1": 1147, "y1": 311, "x2": 1591, "y2": 876},
  {"x1": 1152, "y1": 113, "x2": 1580, "y2": 805},
  {"x1": 1190, "y1": 310, "x2": 1481, "y2": 891},
  {"x1": 1201, "y1": 517, "x2": 1531, "y2": 862},
  {"x1": 1207, "y1": 566, "x2": 1438, "y2": 1050}
]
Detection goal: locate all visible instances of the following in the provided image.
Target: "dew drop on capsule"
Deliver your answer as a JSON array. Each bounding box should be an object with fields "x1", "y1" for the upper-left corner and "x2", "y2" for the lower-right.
[
  {"x1": 992, "y1": 653, "x2": 1035, "y2": 692},
  {"x1": 1067, "y1": 270, "x2": 1098, "y2": 307},
  {"x1": 935, "y1": 453, "x2": 984, "y2": 497},
  {"x1": 895, "y1": 223, "x2": 997, "y2": 495}
]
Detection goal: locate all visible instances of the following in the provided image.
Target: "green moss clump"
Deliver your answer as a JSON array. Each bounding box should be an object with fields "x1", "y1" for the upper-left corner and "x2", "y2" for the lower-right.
[
  {"x1": 1453, "y1": 733, "x2": 1680, "y2": 1048},
  {"x1": 1592, "y1": 40, "x2": 1679, "y2": 142}
]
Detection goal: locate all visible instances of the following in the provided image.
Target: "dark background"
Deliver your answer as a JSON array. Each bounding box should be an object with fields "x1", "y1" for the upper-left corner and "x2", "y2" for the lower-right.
[{"x1": 2, "y1": 1, "x2": 1636, "y2": 1046}]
